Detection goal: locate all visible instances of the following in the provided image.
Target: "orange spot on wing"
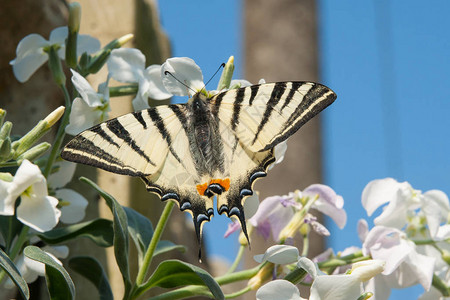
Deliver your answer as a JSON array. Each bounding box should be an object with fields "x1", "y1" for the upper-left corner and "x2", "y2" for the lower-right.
[
  {"x1": 196, "y1": 183, "x2": 208, "y2": 195},
  {"x1": 211, "y1": 178, "x2": 230, "y2": 191}
]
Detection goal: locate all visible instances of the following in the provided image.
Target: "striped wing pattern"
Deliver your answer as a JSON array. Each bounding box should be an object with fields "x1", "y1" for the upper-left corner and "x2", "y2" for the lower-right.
[
  {"x1": 61, "y1": 81, "x2": 336, "y2": 258},
  {"x1": 212, "y1": 81, "x2": 336, "y2": 152}
]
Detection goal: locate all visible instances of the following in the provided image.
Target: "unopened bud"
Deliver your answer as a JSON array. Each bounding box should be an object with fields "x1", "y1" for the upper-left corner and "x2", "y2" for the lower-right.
[
  {"x1": 0, "y1": 172, "x2": 13, "y2": 182},
  {"x1": 13, "y1": 107, "x2": 63, "y2": 158},
  {"x1": 66, "y1": 2, "x2": 81, "y2": 68},
  {"x1": 248, "y1": 263, "x2": 274, "y2": 290},
  {"x1": 0, "y1": 121, "x2": 12, "y2": 140},
  {"x1": 442, "y1": 249, "x2": 450, "y2": 265},
  {"x1": 217, "y1": 56, "x2": 235, "y2": 91},
  {"x1": 44, "y1": 106, "x2": 65, "y2": 129},
  {"x1": 357, "y1": 292, "x2": 374, "y2": 300},
  {"x1": 17, "y1": 142, "x2": 51, "y2": 164},
  {"x1": 68, "y1": 2, "x2": 81, "y2": 33},
  {"x1": 0, "y1": 109, "x2": 6, "y2": 127},
  {"x1": 0, "y1": 137, "x2": 12, "y2": 162}
]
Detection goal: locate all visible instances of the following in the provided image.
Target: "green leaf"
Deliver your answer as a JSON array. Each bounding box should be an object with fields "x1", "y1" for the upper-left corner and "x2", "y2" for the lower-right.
[
  {"x1": 154, "y1": 240, "x2": 185, "y2": 257},
  {"x1": 123, "y1": 206, "x2": 153, "y2": 265},
  {"x1": 69, "y1": 256, "x2": 113, "y2": 300},
  {"x1": 38, "y1": 219, "x2": 113, "y2": 247},
  {"x1": 0, "y1": 216, "x2": 22, "y2": 251},
  {"x1": 24, "y1": 246, "x2": 75, "y2": 300},
  {"x1": 0, "y1": 248, "x2": 29, "y2": 299},
  {"x1": 80, "y1": 177, "x2": 131, "y2": 288},
  {"x1": 147, "y1": 260, "x2": 224, "y2": 300}
]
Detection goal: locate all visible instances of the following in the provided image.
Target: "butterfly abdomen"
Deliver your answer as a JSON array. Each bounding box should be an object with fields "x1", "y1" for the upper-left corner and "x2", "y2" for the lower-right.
[{"x1": 188, "y1": 94, "x2": 225, "y2": 176}]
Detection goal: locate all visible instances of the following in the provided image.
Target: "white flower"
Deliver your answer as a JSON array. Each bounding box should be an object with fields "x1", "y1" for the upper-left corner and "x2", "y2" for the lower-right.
[
  {"x1": 362, "y1": 225, "x2": 435, "y2": 292},
  {"x1": 309, "y1": 260, "x2": 385, "y2": 300},
  {"x1": 256, "y1": 260, "x2": 385, "y2": 300},
  {"x1": 362, "y1": 178, "x2": 450, "y2": 239},
  {"x1": 254, "y1": 245, "x2": 300, "y2": 265},
  {"x1": 107, "y1": 48, "x2": 172, "y2": 110},
  {"x1": 10, "y1": 27, "x2": 100, "y2": 83},
  {"x1": 65, "y1": 69, "x2": 111, "y2": 135},
  {"x1": 48, "y1": 160, "x2": 88, "y2": 223},
  {"x1": 0, "y1": 160, "x2": 60, "y2": 232},
  {"x1": 161, "y1": 57, "x2": 204, "y2": 96},
  {"x1": 256, "y1": 280, "x2": 306, "y2": 300}
]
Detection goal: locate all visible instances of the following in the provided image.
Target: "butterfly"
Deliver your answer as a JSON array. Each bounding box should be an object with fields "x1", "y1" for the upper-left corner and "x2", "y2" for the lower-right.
[{"x1": 61, "y1": 81, "x2": 336, "y2": 257}]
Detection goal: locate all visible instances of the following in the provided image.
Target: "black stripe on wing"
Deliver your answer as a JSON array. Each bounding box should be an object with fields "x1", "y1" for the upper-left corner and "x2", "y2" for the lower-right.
[
  {"x1": 106, "y1": 119, "x2": 155, "y2": 166},
  {"x1": 146, "y1": 107, "x2": 182, "y2": 164},
  {"x1": 251, "y1": 82, "x2": 287, "y2": 145},
  {"x1": 262, "y1": 83, "x2": 336, "y2": 151},
  {"x1": 61, "y1": 136, "x2": 146, "y2": 176}
]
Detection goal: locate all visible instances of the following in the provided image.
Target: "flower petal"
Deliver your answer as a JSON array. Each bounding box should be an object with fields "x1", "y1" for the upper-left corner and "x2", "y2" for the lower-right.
[
  {"x1": 108, "y1": 48, "x2": 145, "y2": 82},
  {"x1": 10, "y1": 33, "x2": 49, "y2": 83},
  {"x1": 422, "y1": 190, "x2": 450, "y2": 238},
  {"x1": 256, "y1": 280, "x2": 304, "y2": 300},
  {"x1": 17, "y1": 193, "x2": 61, "y2": 232},
  {"x1": 77, "y1": 34, "x2": 101, "y2": 55},
  {"x1": 361, "y1": 178, "x2": 403, "y2": 216},
  {"x1": 253, "y1": 245, "x2": 299, "y2": 264},
  {"x1": 71, "y1": 70, "x2": 102, "y2": 107},
  {"x1": 305, "y1": 184, "x2": 347, "y2": 229},
  {"x1": 0, "y1": 180, "x2": 14, "y2": 215},
  {"x1": 65, "y1": 97, "x2": 103, "y2": 135},
  {"x1": 297, "y1": 257, "x2": 319, "y2": 278},
  {"x1": 144, "y1": 65, "x2": 172, "y2": 100},
  {"x1": 56, "y1": 189, "x2": 88, "y2": 224},
  {"x1": 48, "y1": 160, "x2": 77, "y2": 189},
  {"x1": 161, "y1": 57, "x2": 204, "y2": 96}
]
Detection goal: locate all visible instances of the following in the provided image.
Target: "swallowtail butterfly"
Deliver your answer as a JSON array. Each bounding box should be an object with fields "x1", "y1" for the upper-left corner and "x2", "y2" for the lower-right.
[{"x1": 61, "y1": 81, "x2": 336, "y2": 256}]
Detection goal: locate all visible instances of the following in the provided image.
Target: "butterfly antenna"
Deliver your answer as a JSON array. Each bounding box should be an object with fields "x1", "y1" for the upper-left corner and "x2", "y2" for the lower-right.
[
  {"x1": 200, "y1": 62, "x2": 226, "y2": 95},
  {"x1": 164, "y1": 71, "x2": 197, "y2": 95}
]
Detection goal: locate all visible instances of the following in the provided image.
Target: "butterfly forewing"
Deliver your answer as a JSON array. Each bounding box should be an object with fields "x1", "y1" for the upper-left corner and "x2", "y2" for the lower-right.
[{"x1": 211, "y1": 82, "x2": 336, "y2": 152}]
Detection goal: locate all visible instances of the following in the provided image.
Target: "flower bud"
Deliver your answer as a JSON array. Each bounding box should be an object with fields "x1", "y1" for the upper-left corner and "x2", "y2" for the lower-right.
[
  {"x1": 68, "y1": 2, "x2": 81, "y2": 33},
  {"x1": 0, "y1": 137, "x2": 12, "y2": 162},
  {"x1": 217, "y1": 56, "x2": 235, "y2": 90},
  {"x1": 0, "y1": 121, "x2": 12, "y2": 140},
  {"x1": 357, "y1": 292, "x2": 374, "y2": 300},
  {"x1": 66, "y1": 2, "x2": 81, "y2": 68},
  {"x1": 44, "y1": 106, "x2": 65, "y2": 129},
  {"x1": 441, "y1": 249, "x2": 450, "y2": 265},
  {"x1": 248, "y1": 263, "x2": 274, "y2": 290},
  {"x1": 0, "y1": 172, "x2": 13, "y2": 182},
  {"x1": 13, "y1": 107, "x2": 64, "y2": 158},
  {"x1": 0, "y1": 109, "x2": 6, "y2": 127},
  {"x1": 17, "y1": 142, "x2": 51, "y2": 164}
]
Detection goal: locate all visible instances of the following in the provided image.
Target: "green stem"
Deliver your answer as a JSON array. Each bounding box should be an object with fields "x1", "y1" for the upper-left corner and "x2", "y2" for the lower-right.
[
  {"x1": 43, "y1": 84, "x2": 71, "y2": 178},
  {"x1": 0, "y1": 226, "x2": 29, "y2": 284},
  {"x1": 226, "y1": 245, "x2": 245, "y2": 274},
  {"x1": 109, "y1": 85, "x2": 138, "y2": 97},
  {"x1": 432, "y1": 274, "x2": 450, "y2": 296},
  {"x1": 301, "y1": 234, "x2": 309, "y2": 257},
  {"x1": 135, "y1": 201, "x2": 175, "y2": 285},
  {"x1": 225, "y1": 286, "x2": 251, "y2": 299}
]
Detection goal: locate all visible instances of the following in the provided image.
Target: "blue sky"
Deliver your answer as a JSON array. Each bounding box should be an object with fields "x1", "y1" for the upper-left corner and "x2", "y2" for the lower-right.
[{"x1": 159, "y1": 1, "x2": 450, "y2": 298}]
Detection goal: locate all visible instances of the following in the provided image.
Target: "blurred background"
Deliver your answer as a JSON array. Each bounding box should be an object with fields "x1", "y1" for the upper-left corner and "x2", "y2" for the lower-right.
[{"x1": 1, "y1": 0, "x2": 449, "y2": 299}]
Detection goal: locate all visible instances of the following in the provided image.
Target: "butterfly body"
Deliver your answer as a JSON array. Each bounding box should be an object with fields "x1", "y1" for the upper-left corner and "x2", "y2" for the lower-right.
[{"x1": 61, "y1": 81, "x2": 336, "y2": 254}]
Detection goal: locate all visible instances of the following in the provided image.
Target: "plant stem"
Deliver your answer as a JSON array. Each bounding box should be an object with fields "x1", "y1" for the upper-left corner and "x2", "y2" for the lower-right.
[
  {"x1": 225, "y1": 286, "x2": 252, "y2": 299},
  {"x1": 226, "y1": 245, "x2": 245, "y2": 274},
  {"x1": 43, "y1": 84, "x2": 71, "y2": 178},
  {"x1": 135, "y1": 201, "x2": 175, "y2": 286}
]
